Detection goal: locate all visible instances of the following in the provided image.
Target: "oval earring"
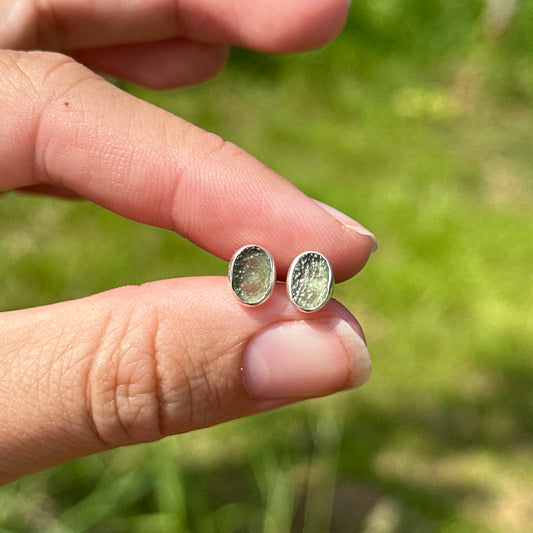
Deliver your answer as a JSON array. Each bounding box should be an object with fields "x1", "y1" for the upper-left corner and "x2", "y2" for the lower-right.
[
  {"x1": 228, "y1": 245, "x2": 276, "y2": 306},
  {"x1": 287, "y1": 251, "x2": 334, "y2": 312}
]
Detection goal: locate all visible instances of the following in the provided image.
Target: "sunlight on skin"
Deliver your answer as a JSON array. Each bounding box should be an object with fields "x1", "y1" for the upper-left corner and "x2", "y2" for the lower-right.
[{"x1": 0, "y1": 0, "x2": 378, "y2": 485}]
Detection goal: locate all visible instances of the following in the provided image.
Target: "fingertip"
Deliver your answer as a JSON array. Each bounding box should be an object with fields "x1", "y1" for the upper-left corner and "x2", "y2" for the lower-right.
[
  {"x1": 237, "y1": 0, "x2": 350, "y2": 53},
  {"x1": 242, "y1": 316, "x2": 371, "y2": 400},
  {"x1": 312, "y1": 199, "x2": 378, "y2": 254}
]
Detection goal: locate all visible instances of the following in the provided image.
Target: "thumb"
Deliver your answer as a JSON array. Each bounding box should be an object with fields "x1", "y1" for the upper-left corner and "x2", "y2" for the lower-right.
[{"x1": 0, "y1": 277, "x2": 371, "y2": 485}]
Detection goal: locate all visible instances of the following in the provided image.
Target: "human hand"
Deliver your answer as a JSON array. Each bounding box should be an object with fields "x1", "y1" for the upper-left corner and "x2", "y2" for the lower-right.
[{"x1": 0, "y1": 0, "x2": 376, "y2": 485}]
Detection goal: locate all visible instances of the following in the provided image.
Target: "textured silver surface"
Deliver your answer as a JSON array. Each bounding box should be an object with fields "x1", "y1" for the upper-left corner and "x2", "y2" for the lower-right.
[
  {"x1": 229, "y1": 245, "x2": 275, "y2": 305},
  {"x1": 288, "y1": 252, "x2": 333, "y2": 312}
]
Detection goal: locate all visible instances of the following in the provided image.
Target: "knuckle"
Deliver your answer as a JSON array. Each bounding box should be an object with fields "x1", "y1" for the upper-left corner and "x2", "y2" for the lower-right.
[
  {"x1": 85, "y1": 286, "x2": 232, "y2": 447},
  {"x1": 0, "y1": 49, "x2": 104, "y2": 190},
  {"x1": 0, "y1": 50, "x2": 78, "y2": 190},
  {"x1": 169, "y1": 130, "x2": 248, "y2": 239},
  {"x1": 2, "y1": 50, "x2": 78, "y2": 91},
  {"x1": 87, "y1": 297, "x2": 163, "y2": 446},
  {"x1": 0, "y1": 51, "x2": 72, "y2": 113},
  {"x1": 16, "y1": 51, "x2": 101, "y2": 186}
]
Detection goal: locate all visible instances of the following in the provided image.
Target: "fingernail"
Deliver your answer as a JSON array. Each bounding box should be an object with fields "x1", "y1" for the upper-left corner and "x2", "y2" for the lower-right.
[
  {"x1": 243, "y1": 319, "x2": 371, "y2": 399},
  {"x1": 313, "y1": 199, "x2": 378, "y2": 253}
]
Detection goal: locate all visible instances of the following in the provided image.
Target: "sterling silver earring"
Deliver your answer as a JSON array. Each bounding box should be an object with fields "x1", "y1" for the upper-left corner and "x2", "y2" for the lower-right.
[
  {"x1": 229, "y1": 245, "x2": 275, "y2": 306},
  {"x1": 287, "y1": 251, "x2": 334, "y2": 312}
]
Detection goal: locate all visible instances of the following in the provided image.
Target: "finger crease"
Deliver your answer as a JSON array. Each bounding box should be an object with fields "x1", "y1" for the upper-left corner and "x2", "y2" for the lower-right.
[
  {"x1": 151, "y1": 307, "x2": 164, "y2": 439},
  {"x1": 84, "y1": 309, "x2": 114, "y2": 449}
]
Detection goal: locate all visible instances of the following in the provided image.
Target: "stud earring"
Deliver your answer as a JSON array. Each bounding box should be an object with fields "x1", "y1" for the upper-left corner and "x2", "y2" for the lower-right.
[
  {"x1": 229, "y1": 245, "x2": 276, "y2": 306},
  {"x1": 287, "y1": 251, "x2": 334, "y2": 312}
]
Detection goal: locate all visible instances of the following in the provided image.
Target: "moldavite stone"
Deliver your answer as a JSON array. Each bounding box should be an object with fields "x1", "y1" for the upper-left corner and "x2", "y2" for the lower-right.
[
  {"x1": 288, "y1": 252, "x2": 334, "y2": 312},
  {"x1": 229, "y1": 245, "x2": 275, "y2": 305}
]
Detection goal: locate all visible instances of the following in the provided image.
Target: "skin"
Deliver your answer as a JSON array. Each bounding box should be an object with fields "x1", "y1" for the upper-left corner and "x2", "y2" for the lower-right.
[{"x1": 0, "y1": 0, "x2": 375, "y2": 485}]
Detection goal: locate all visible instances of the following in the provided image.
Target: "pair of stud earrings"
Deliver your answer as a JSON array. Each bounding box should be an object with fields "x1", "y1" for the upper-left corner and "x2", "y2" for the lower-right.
[{"x1": 228, "y1": 245, "x2": 334, "y2": 312}]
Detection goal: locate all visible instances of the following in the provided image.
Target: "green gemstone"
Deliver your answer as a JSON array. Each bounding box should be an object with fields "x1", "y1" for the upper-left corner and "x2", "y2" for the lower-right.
[
  {"x1": 288, "y1": 252, "x2": 333, "y2": 312},
  {"x1": 229, "y1": 246, "x2": 275, "y2": 305}
]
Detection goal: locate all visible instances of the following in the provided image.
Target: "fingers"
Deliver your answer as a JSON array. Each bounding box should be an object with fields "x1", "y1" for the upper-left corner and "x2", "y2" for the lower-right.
[
  {"x1": 0, "y1": 50, "x2": 376, "y2": 281},
  {"x1": 3, "y1": 0, "x2": 349, "y2": 53},
  {"x1": 71, "y1": 39, "x2": 230, "y2": 90},
  {"x1": 0, "y1": 277, "x2": 371, "y2": 484}
]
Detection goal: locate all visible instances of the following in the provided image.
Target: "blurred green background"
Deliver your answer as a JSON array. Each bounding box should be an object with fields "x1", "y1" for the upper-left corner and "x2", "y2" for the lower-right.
[{"x1": 1, "y1": 1, "x2": 532, "y2": 531}]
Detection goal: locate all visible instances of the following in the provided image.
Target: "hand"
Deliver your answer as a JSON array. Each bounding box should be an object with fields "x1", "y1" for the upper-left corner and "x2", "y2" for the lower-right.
[{"x1": 0, "y1": 0, "x2": 375, "y2": 485}]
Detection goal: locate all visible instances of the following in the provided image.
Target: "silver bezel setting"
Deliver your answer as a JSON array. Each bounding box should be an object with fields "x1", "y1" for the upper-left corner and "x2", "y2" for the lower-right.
[
  {"x1": 228, "y1": 245, "x2": 276, "y2": 306},
  {"x1": 287, "y1": 251, "x2": 334, "y2": 312}
]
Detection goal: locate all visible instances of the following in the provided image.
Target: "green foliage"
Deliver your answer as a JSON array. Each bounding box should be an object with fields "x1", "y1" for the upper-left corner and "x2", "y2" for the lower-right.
[{"x1": 1, "y1": 1, "x2": 532, "y2": 531}]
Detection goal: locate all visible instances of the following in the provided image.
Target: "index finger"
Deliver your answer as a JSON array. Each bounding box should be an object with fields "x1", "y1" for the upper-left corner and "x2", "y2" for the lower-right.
[
  {"x1": 3, "y1": 0, "x2": 350, "y2": 53},
  {"x1": 0, "y1": 50, "x2": 376, "y2": 281}
]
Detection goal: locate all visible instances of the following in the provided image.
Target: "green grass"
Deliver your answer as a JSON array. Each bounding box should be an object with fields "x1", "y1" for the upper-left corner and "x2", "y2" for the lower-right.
[{"x1": 1, "y1": 1, "x2": 532, "y2": 531}]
